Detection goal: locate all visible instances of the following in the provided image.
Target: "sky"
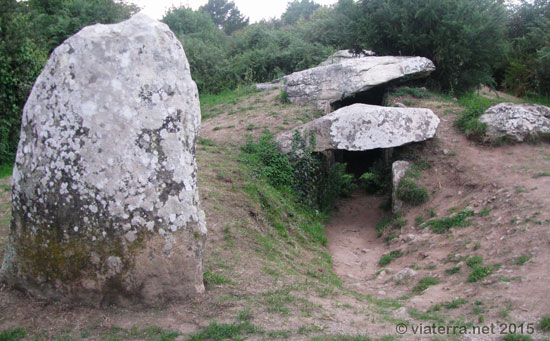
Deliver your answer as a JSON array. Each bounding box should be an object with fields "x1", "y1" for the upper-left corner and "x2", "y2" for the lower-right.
[{"x1": 131, "y1": 0, "x2": 339, "y2": 22}]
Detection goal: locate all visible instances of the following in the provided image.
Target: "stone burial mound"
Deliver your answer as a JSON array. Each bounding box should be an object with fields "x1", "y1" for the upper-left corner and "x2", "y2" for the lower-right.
[{"x1": 0, "y1": 14, "x2": 206, "y2": 306}]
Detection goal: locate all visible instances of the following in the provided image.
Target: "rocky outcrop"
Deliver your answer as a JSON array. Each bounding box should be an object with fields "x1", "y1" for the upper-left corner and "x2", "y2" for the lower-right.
[
  {"x1": 480, "y1": 103, "x2": 550, "y2": 141},
  {"x1": 0, "y1": 14, "x2": 206, "y2": 306},
  {"x1": 318, "y1": 49, "x2": 375, "y2": 66},
  {"x1": 392, "y1": 161, "x2": 410, "y2": 214},
  {"x1": 284, "y1": 56, "x2": 435, "y2": 108},
  {"x1": 275, "y1": 104, "x2": 440, "y2": 153}
]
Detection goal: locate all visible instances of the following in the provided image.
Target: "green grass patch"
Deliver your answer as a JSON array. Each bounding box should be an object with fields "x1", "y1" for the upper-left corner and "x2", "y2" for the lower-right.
[
  {"x1": 467, "y1": 265, "x2": 492, "y2": 282},
  {"x1": 376, "y1": 216, "x2": 392, "y2": 237},
  {"x1": 502, "y1": 335, "x2": 534, "y2": 341},
  {"x1": 539, "y1": 315, "x2": 550, "y2": 332},
  {"x1": 379, "y1": 250, "x2": 403, "y2": 267},
  {"x1": 413, "y1": 277, "x2": 439, "y2": 294},
  {"x1": 0, "y1": 163, "x2": 13, "y2": 179},
  {"x1": 466, "y1": 255, "x2": 483, "y2": 268},
  {"x1": 445, "y1": 266, "x2": 461, "y2": 275},
  {"x1": 200, "y1": 86, "x2": 256, "y2": 108},
  {"x1": 198, "y1": 137, "x2": 216, "y2": 146},
  {"x1": 189, "y1": 321, "x2": 261, "y2": 341},
  {"x1": 203, "y1": 270, "x2": 232, "y2": 287},
  {"x1": 533, "y1": 172, "x2": 550, "y2": 178},
  {"x1": 0, "y1": 328, "x2": 26, "y2": 341},
  {"x1": 515, "y1": 254, "x2": 532, "y2": 266},
  {"x1": 425, "y1": 210, "x2": 474, "y2": 234},
  {"x1": 456, "y1": 94, "x2": 500, "y2": 140},
  {"x1": 429, "y1": 299, "x2": 468, "y2": 312}
]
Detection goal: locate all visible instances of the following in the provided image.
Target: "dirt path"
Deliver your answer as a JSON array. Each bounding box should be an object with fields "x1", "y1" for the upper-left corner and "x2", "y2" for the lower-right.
[{"x1": 326, "y1": 194, "x2": 387, "y2": 290}]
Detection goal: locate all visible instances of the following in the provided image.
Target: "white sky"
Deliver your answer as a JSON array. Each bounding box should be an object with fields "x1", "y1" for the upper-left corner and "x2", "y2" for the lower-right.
[{"x1": 131, "y1": 0, "x2": 339, "y2": 22}]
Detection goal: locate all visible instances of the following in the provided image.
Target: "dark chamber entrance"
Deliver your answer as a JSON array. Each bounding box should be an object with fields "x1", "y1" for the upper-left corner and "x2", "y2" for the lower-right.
[
  {"x1": 332, "y1": 149, "x2": 387, "y2": 178},
  {"x1": 330, "y1": 84, "x2": 387, "y2": 111}
]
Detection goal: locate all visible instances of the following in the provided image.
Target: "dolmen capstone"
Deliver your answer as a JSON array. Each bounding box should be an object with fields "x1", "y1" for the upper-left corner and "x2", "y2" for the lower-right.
[
  {"x1": 318, "y1": 49, "x2": 375, "y2": 66},
  {"x1": 480, "y1": 103, "x2": 550, "y2": 142},
  {"x1": 275, "y1": 104, "x2": 440, "y2": 153},
  {"x1": 256, "y1": 55, "x2": 435, "y2": 109},
  {"x1": 0, "y1": 13, "x2": 206, "y2": 306}
]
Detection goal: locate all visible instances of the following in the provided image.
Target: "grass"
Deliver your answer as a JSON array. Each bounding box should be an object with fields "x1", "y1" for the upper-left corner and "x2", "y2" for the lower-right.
[
  {"x1": 412, "y1": 277, "x2": 439, "y2": 294},
  {"x1": 379, "y1": 250, "x2": 403, "y2": 267},
  {"x1": 198, "y1": 137, "x2": 217, "y2": 146},
  {"x1": 425, "y1": 210, "x2": 474, "y2": 234},
  {"x1": 203, "y1": 270, "x2": 232, "y2": 287},
  {"x1": 466, "y1": 255, "x2": 483, "y2": 268},
  {"x1": 515, "y1": 254, "x2": 532, "y2": 266},
  {"x1": 445, "y1": 266, "x2": 461, "y2": 275},
  {"x1": 467, "y1": 265, "x2": 493, "y2": 282},
  {"x1": 456, "y1": 94, "x2": 500, "y2": 140},
  {"x1": 533, "y1": 172, "x2": 550, "y2": 178},
  {"x1": 0, "y1": 163, "x2": 12, "y2": 179},
  {"x1": 503, "y1": 335, "x2": 534, "y2": 341},
  {"x1": 539, "y1": 315, "x2": 550, "y2": 332},
  {"x1": 189, "y1": 321, "x2": 261, "y2": 341},
  {"x1": 0, "y1": 328, "x2": 25, "y2": 341},
  {"x1": 428, "y1": 298, "x2": 468, "y2": 312}
]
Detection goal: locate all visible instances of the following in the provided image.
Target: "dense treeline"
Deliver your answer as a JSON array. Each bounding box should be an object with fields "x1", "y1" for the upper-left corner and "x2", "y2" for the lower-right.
[{"x1": 2, "y1": 0, "x2": 550, "y2": 165}]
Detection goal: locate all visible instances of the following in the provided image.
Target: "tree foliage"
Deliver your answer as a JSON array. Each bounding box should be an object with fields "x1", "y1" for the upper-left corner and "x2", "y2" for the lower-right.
[
  {"x1": 351, "y1": 0, "x2": 508, "y2": 94},
  {"x1": 281, "y1": 0, "x2": 321, "y2": 25},
  {"x1": 200, "y1": 0, "x2": 249, "y2": 34}
]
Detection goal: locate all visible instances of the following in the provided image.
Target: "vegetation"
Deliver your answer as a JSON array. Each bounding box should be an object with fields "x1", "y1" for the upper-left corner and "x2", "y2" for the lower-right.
[
  {"x1": 412, "y1": 277, "x2": 440, "y2": 294},
  {"x1": 539, "y1": 315, "x2": 550, "y2": 332},
  {"x1": 466, "y1": 256, "x2": 494, "y2": 282},
  {"x1": 0, "y1": 328, "x2": 26, "y2": 341},
  {"x1": 379, "y1": 250, "x2": 403, "y2": 267},
  {"x1": 396, "y1": 179, "x2": 428, "y2": 206},
  {"x1": 425, "y1": 210, "x2": 474, "y2": 234}
]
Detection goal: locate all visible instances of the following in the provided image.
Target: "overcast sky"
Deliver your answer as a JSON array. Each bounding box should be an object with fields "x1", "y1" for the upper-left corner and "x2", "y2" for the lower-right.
[{"x1": 131, "y1": 0, "x2": 339, "y2": 22}]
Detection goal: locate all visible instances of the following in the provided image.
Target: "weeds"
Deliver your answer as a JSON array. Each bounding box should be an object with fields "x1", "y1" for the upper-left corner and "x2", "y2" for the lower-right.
[
  {"x1": 456, "y1": 94, "x2": 499, "y2": 140},
  {"x1": 397, "y1": 179, "x2": 428, "y2": 205},
  {"x1": 539, "y1": 315, "x2": 550, "y2": 332},
  {"x1": 379, "y1": 250, "x2": 403, "y2": 267},
  {"x1": 0, "y1": 328, "x2": 25, "y2": 341},
  {"x1": 425, "y1": 210, "x2": 474, "y2": 234},
  {"x1": 413, "y1": 277, "x2": 439, "y2": 294}
]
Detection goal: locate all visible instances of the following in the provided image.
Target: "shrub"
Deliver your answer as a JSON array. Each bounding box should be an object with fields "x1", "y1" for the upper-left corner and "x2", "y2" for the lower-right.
[
  {"x1": 396, "y1": 179, "x2": 428, "y2": 206},
  {"x1": 359, "y1": 159, "x2": 391, "y2": 194}
]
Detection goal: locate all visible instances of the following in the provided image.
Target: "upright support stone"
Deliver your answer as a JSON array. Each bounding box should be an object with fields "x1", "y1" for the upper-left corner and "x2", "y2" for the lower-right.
[
  {"x1": 0, "y1": 14, "x2": 206, "y2": 306},
  {"x1": 392, "y1": 161, "x2": 410, "y2": 215}
]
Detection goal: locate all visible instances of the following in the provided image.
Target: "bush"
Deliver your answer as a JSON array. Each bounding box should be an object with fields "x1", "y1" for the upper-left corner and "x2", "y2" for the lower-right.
[
  {"x1": 466, "y1": 255, "x2": 484, "y2": 268},
  {"x1": 351, "y1": 0, "x2": 508, "y2": 94},
  {"x1": 396, "y1": 179, "x2": 428, "y2": 206},
  {"x1": 456, "y1": 94, "x2": 500, "y2": 140},
  {"x1": 241, "y1": 131, "x2": 353, "y2": 212},
  {"x1": 359, "y1": 159, "x2": 391, "y2": 194}
]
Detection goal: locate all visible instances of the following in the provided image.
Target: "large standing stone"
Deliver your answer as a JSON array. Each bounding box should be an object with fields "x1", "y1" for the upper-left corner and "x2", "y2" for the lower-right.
[
  {"x1": 479, "y1": 103, "x2": 550, "y2": 142},
  {"x1": 0, "y1": 14, "x2": 206, "y2": 306},
  {"x1": 284, "y1": 56, "x2": 435, "y2": 108},
  {"x1": 275, "y1": 104, "x2": 440, "y2": 153}
]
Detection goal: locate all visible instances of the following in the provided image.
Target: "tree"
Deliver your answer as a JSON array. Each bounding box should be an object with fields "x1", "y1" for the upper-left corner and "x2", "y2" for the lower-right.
[
  {"x1": 350, "y1": 0, "x2": 508, "y2": 94},
  {"x1": 281, "y1": 0, "x2": 321, "y2": 25},
  {"x1": 0, "y1": 0, "x2": 47, "y2": 164},
  {"x1": 200, "y1": 0, "x2": 249, "y2": 34}
]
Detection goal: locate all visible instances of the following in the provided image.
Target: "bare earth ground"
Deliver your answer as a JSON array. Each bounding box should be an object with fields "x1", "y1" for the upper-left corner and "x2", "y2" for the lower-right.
[{"x1": 0, "y1": 88, "x2": 549, "y2": 340}]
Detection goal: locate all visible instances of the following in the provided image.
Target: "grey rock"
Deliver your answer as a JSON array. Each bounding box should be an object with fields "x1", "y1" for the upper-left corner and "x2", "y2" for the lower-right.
[
  {"x1": 392, "y1": 268, "x2": 417, "y2": 283},
  {"x1": 394, "y1": 102, "x2": 407, "y2": 108},
  {"x1": 255, "y1": 79, "x2": 283, "y2": 91},
  {"x1": 276, "y1": 104, "x2": 440, "y2": 153},
  {"x1": 480, "y1": 103, "x2": 550, "y2": 141},
  {"x1": 392, "y1": 161, "x2": 410, "y2": 215},
  {"x1": 318, "y1": 49, "x2": 375, "y2": 66},
  {"x1": 284, "y1": 56, "x2": 435, "y2": 108},
  {"x1": 0, "y1": 14, "x2": 206, "y2": 306},
  {"x1": 393, "y1": 307, "x2": 409, "y2": 320}
]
